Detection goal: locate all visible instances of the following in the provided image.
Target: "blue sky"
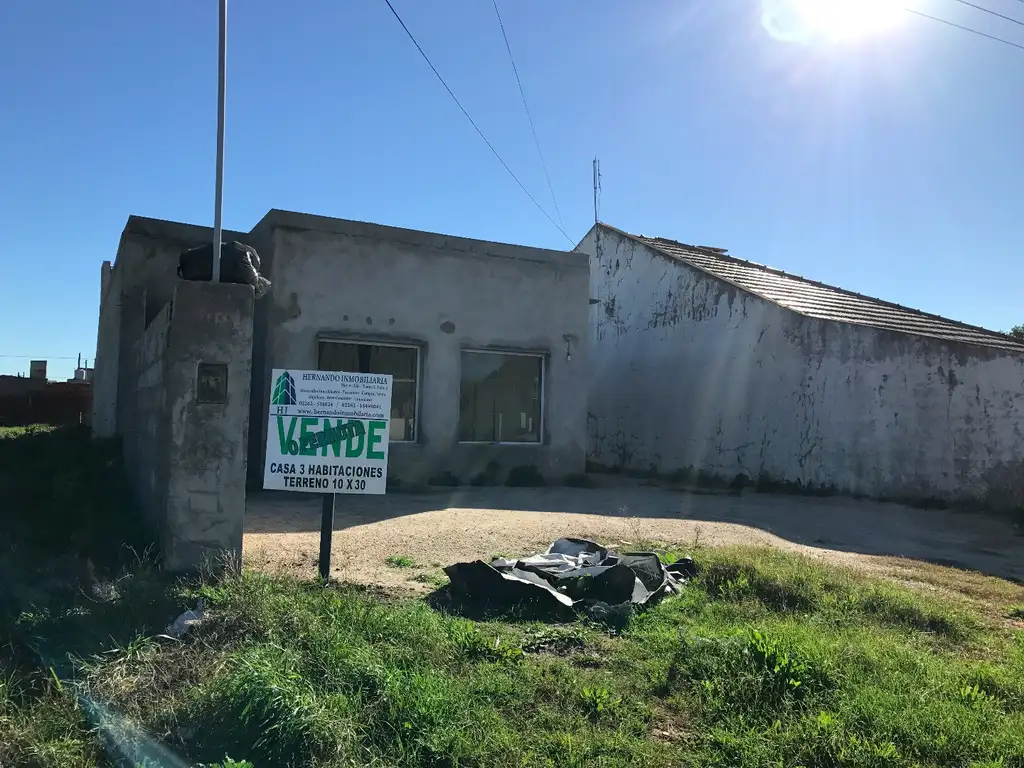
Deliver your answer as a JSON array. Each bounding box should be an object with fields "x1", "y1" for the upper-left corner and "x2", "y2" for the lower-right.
[{"x1": 2, "y1": 0, "x2": 1022, "y2": 380}]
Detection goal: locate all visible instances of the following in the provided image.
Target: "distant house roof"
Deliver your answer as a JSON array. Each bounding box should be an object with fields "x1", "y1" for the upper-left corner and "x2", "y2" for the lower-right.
[{"x1": 604, "y1": 225, "x2": 1024, "y2": 352}]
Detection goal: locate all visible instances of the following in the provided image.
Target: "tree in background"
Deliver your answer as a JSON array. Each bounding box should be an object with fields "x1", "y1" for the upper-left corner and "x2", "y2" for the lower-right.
[{"x1": 1010, "y1": 325, "x2": 1024, "y2": 341}]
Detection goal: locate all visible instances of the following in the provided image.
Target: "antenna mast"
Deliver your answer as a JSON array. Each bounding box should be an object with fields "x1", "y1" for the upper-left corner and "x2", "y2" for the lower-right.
[{"x1": 592, "y1": 157, "x2": 602, "y2": 223}]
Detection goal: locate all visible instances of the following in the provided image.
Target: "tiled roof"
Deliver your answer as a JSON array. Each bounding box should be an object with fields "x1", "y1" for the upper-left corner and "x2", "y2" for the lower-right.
[{"x1": 617, "y1": 228, "x2": 1024, "y2": 352}]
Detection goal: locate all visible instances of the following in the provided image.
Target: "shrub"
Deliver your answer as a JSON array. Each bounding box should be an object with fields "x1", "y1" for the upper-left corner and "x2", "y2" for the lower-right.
[
  {"x1": 427, "y1": 471, "x2": 461, "y2": 488},
  {"x1": 505, "y1": 465, "x2": 546, "y2": 487},
  {"x1": 563, "y1": 473, "x2": 594, "y2": 488}
]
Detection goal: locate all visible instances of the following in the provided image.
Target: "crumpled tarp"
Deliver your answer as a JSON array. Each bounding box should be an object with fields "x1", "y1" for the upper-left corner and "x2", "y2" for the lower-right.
[
  {"x1": 444, "y1": 538, "x2": 697, "y2": 618},
  {"x1": 178, "y1": 241, "x2": 271, "y2": 298}
]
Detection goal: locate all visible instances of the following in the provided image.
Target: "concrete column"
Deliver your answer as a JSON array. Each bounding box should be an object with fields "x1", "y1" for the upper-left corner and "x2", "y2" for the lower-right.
[{"x1": 162, "y1": 280, "x2": 254, "y2": 571}]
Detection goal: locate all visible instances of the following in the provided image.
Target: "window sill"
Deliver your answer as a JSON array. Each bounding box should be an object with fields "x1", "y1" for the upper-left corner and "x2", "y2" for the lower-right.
[{"x1": 458, "y1": 441, "x2": 543, "y2": 446}]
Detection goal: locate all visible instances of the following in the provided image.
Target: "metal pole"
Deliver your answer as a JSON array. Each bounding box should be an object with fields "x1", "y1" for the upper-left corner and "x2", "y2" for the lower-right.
[
  {"x1": 319, "y1": 493, "x2": 336, "y2": 580},
  {"x1": 212, "y1": 0, "x2": 227, "y2": 283}
]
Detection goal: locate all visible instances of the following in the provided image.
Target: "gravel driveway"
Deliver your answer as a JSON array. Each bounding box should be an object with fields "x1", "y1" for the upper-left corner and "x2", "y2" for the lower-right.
[{"x1": 243, "y1": 481, "x2": 1024, "y2": 592}]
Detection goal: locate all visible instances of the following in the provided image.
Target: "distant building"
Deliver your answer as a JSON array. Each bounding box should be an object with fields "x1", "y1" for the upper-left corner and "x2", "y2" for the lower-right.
[{"x1": 68, "y1": 355, "x2": 94, "y2": 382}]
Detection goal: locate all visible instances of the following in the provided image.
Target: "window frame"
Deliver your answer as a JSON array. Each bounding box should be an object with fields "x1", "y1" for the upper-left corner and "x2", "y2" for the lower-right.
[
  {"x1": 457, "y1": 348, "x2": 545, "y2": 445},
  {"x1": 316, "y1": 338, "x2": 421, "y2": 444}
]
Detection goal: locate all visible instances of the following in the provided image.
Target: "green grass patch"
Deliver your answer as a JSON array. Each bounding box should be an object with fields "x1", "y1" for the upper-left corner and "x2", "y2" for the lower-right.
[
  {"x1": 0, "y1": 662, "x2": 100, "y2": 768},
  {"x1": 3, "y1": 426, "x2": 1024, "y2": 766},
  {"x1": 56, "y1": 549, "x2": 1022, "y2": 767}
]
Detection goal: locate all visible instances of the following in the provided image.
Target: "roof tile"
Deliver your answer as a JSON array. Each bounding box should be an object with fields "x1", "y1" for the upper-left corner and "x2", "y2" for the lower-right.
[{"x1": 622, "y1": 231, "x2": 1024, "y2": 352}]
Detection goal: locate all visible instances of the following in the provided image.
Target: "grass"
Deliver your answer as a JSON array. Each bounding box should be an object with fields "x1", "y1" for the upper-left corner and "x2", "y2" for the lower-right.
[
  {"x1": 0, "y1": 660, "x2": 101, "y2": 768},
  {"x1": 49, "y1": 548, "x2": 1021, "y2": 767},
  {"x1": 3, "y1": 425, "x2": 1024, "y2": 766},
  {"x1": 385, "y1": 554, "x2": 417, "y2": 569}
]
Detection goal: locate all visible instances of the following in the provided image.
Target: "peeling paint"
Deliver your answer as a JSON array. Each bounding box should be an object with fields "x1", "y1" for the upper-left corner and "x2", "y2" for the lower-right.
[{"x1": 578, "y1": 226, "x2": 1024, "y2": 508}]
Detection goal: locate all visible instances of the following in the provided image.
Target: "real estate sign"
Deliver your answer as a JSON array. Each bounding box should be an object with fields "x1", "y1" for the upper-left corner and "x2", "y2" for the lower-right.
[{"x1": 263, "y1": 369, "x2": 393, "y2": 494}]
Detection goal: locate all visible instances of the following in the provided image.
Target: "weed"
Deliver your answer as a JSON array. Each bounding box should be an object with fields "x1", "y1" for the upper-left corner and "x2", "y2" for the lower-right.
[
  {"x1": 580, "y1": 686, "x2": 621, "y2": 720},
  {"x1": 521, "y1": 627, "x2": 587, "y2": 655},
  {"x1": 744, "y1": 628, "x2": 819, "y2": 702},
  {"x1": 448, "y1": 621, "x2": 524, "y2": 663},
  {"x1": 563, "y1": 472, "x2": 594, "y2": 488},
  {"x1": 958, "y1": 683, "x2": 995, "y2": 710},
  {"x1": 504, "y1": 465, "x2": 546, "y2": 487},
  {"x1": 411, "y1": 572, "x2": 448, "y2": 588},
  {"x1": 385, "y1": 555, "x2": 417, "y2": 569},
  {"x1": 729, "y1": 473, "x2": 751, "y2": 491},
  {"x1": 427, "y1": 470, "x2": 461, "y2": 488}
]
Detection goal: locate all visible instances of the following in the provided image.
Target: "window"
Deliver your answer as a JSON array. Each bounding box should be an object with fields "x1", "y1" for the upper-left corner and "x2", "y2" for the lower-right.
[
  {"x1": 317, "y1": 341, "x2": 418, "y2": 441},
  {"x1": 459, "y1": 351, "x2": 543, "y2": 443}
]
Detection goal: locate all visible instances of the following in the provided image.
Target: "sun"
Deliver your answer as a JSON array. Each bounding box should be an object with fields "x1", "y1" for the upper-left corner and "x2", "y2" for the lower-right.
[
  {"x1": 791, "y1": 0, "x2": 903, "y2": 40},
  {"x1": 762, "y1": 0, "x2": 904, "y2": 43}
]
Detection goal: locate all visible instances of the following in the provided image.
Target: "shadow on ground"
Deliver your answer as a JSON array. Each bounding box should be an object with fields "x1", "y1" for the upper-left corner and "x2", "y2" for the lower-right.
[{"x1": 245, "y1": 484, "x2": 1024, "y2": 583}]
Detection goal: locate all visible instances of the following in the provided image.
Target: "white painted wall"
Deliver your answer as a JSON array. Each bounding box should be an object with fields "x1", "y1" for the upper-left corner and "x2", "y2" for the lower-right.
[{"x1": 579, "y1": 226, "x2": 1024, "y2": 507}]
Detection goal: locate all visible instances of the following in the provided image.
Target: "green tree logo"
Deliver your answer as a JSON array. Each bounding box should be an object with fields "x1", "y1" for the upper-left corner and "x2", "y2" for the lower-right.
[{"x1": 271, "y1": 371, "x2": 296, "y2": 406}]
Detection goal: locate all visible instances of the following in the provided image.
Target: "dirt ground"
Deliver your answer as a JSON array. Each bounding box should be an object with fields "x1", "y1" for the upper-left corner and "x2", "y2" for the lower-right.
[{"x1": 244, "y1": 480, "x2": 1024, "y2": 597}]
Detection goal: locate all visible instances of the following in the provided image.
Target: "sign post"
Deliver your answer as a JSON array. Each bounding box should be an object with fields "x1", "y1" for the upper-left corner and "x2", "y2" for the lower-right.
[
  {"x1": 263, "y1": 368, "x2": 393, "y2": 579},
  {"x1": 319, "y1": 493, "x2": 335, "y2": 580}
]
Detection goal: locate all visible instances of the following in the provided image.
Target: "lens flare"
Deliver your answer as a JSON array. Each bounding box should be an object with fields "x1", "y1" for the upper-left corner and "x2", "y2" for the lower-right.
[{"x1": 762, "y1": 0, "x2": 903, "y2": 43}]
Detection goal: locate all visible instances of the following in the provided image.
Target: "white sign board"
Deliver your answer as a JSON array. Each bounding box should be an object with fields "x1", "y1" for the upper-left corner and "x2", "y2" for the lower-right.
[{"x1": 263, "y1": 369, "x2": 393, "y2": 494}]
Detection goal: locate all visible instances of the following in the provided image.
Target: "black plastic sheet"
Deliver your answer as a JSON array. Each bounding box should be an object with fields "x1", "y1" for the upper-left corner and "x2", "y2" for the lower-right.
[
  {"x1": 444, "y1": 538, "x2": 697, "y2": 619},
  {"x1": 177, "y1": 241, "x2": 270, "y2": 297}
]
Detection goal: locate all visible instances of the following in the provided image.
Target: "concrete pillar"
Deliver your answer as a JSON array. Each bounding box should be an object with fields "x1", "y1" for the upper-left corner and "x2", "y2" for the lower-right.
[{"x1": 162, "y1": 280, "x2": 254, "y2": 571}]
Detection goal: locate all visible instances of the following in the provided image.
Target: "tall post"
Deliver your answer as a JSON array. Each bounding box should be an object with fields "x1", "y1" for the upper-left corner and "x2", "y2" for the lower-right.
[
  {"x1": 212, "y1": 0, "x2": 227, "y2": 283},
  {"x1": 319, "y1": 493, "x2": 336, "y2": 580}
]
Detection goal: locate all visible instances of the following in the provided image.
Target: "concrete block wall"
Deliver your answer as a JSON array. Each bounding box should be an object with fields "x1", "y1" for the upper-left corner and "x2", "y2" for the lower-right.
[
  {"x1": 123, "y1": 302, "x2": 172, "y2": 534},
  {"x1": 162, "y1": 280, "x2": 253, "y2": 571},
  {"x1": 95, "y1": 276, "x2": 254, "y2": 571}
]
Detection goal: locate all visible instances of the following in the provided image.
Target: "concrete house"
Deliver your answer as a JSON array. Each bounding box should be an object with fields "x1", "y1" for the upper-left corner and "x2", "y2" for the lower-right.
[
  {"x1": 243, "y1": 210, "x2": 589, "y2": 486},
  {"x1": 577, "y1": 223, "x2": 1024, "y2": 508},
  {"x1": 94, "y1": 210, "x2": 590, "y2": 503}
]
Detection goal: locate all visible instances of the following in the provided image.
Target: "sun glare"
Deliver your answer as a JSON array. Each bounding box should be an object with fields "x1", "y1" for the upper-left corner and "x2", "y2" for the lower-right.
[{"x1": 763, "y1": 0, "x2": 904, "y2": 43}]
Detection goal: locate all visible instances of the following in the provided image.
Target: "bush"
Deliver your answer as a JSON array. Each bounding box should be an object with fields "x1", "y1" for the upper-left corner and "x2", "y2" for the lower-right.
[
  {"x1": 563, "y1": 473, "x2": 594, "y2": 488},
  {"x1": 427, "y1": 471, "x2": 461, "y2": 488},
  {"x1": 505, "y1": 465, "x2": 546, "y2": 487},
  {"x1": 0, "y1": 426, "x2": 152, "y2": 572},
  {"x1": 470, "y1": 460, "x2": 503, "y2": 487}
]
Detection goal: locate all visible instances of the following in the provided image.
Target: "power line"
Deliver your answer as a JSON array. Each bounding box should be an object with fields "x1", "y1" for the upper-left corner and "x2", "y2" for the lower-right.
[
  {"x1": 946, "y1": 0, "x2": 1024, "y2": 27},
  {"x1": 0, "y1": 355, "x2": 85, "y2": 360},
  {"x1": 906, "y1": 7, "x2": 1024, "y2": 51},
  {"x1": 491, "y1": 0, "x2": 564, "y2": 229},
  {"x1": 381, "y1": 0, "x2": 574, "y2": 246}
]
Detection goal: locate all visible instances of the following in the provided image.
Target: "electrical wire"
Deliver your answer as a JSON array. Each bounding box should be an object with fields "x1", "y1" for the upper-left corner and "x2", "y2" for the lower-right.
[
  {"x1": 491, "y1": 0, "x2": 564, "y2": 229},
  {"x1": 945, "y1": 0, "x2": 1024, "y2": 27},
  {"x1": 906, "y1": 6, "x2": 1024, "y2": 50},
  {"x1": 381, "y1": 0, "x2": 575, "y2": 246},
  {"x1": 0, "y1": 355, "x2": 84, "y2": 360}
]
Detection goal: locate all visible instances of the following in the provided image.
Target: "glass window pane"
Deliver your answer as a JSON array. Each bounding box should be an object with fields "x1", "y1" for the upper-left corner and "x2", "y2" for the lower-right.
[
  {"x1": 317, "y1": 342, "x2": 418, "y2": 441},
  {"x1": 459, "y1": 352, "x2": 542, "y2": 443}
]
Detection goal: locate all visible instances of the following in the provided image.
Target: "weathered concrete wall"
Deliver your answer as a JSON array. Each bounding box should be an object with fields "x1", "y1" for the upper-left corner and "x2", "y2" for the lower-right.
[
  {"x1": 93, "y1": 217, "x2": 245, "y2": 437},
  {"x1": 162, "y1": 280, "x2": 253, "y2": 570},
  {"x1": 248, "y1": 212, "x2": 590, "y2": 486},
  {"x1": 123, "y1": 302, "x2": 172, "y2": 534},
  {"x1": 92, "y1": 261, "x2": 119, "y2": 436},
  {"x1": 96, "y1": 269, "x2": 253, "y2": 569},
  {"x1": 580, "y1": 226, "x2": 1024, "y2": 507}
]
